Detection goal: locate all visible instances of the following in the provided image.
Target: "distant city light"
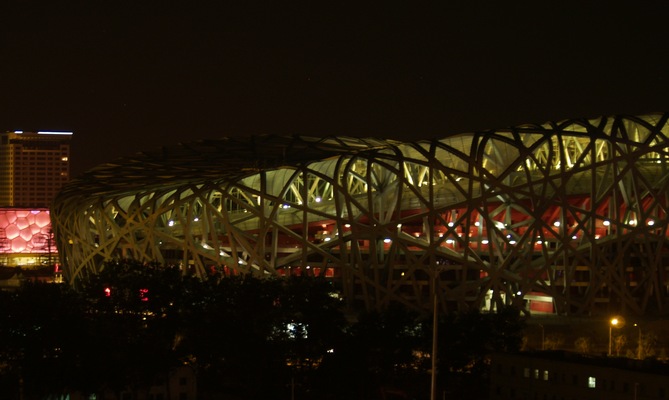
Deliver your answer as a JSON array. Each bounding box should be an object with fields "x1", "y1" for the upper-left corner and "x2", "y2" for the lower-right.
[{"x1": 37, "y1": 131, "x2": 73, "y2": 135}]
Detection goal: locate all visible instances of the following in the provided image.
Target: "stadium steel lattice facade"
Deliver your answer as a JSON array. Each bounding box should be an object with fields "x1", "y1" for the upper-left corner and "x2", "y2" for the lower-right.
[{"x1": 52, "y1": 113, "x2": 669, "y2": 316}]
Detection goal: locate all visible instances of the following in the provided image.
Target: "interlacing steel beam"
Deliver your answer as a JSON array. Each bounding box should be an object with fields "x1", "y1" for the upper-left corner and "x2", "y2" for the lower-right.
[{"x1": 52, "y1": 114, "x2": 669, "y2": 315}]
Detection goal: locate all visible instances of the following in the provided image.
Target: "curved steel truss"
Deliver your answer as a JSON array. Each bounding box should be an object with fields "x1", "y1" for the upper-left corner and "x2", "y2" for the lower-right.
[{"x1": 52, "y1": 113, "x2": 669, "y2": 315}]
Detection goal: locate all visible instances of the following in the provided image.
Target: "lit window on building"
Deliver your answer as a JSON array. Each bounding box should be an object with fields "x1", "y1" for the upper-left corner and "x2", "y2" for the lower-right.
[
  {"x1": 524, "y1": 367, "x2": 530, "y2": 378},
  {"x1": 588, "y1": 376, "x2": 596, "y2": 388},
  {"x1": 543, "y1": 370, "x2": 549, "y2": 381}
]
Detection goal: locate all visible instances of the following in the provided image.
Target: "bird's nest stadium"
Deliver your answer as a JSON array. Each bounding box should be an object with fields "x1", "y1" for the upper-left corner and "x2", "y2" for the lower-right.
[{"x1": 52, "y1": 113, "x2": 669, "y2": 316}]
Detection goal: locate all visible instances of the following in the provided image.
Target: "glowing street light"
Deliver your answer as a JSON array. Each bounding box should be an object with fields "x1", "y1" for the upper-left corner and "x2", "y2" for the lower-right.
[{"x1": 608, "y1": 318, "x2": 619, "y2": 356}]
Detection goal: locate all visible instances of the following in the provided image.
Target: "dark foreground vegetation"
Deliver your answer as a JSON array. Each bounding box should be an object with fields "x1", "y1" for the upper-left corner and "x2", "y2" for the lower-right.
[{"x1": 0, "y1": 260, "x2": 525, "y2": 400}]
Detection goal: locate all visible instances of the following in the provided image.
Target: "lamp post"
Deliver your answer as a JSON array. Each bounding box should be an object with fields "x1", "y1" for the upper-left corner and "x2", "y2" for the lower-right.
[
  {"x1": 608, "y1": 318, "x2": 619, "y2": 356},
  {"x1": 539, "y1": 324, "x2": 545, "y2": 351},
  {"x1": 634, "y1": 323, "x2": 642, "y2": 360},
  {"x1": 430, "y1": 290, "x2": 438, "y2": 400}
]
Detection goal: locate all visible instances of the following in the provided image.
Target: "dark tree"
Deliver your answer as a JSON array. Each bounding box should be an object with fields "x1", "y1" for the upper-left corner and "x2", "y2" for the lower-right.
[
  {"x1": 75, "y1": 260, "x2": 189, "y2": 398},
  {"x1": 315, "y1": 302, "x2": 425, "y2": 400},
  {"x1": 432, "y1": 306, "x2": 526, "y2": 399},
  {"x1": 0, "y1": 281, "x2": 87, "y2": 399}
]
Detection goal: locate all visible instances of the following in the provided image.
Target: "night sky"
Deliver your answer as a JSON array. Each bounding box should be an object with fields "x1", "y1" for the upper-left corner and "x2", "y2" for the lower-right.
[{"x1": 2, "y1": 2, "x2": 669, "y2": 177}]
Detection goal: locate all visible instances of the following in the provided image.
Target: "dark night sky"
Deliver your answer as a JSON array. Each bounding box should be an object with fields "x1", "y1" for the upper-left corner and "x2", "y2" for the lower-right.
[{"x1": 2, "y1": 2, "x2": 669, "y2": 177}]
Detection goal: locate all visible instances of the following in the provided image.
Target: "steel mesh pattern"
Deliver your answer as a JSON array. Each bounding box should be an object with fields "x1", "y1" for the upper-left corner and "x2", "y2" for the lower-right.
[{"x1": 52, "y1": 114, "x2": 669, "y2": 315}]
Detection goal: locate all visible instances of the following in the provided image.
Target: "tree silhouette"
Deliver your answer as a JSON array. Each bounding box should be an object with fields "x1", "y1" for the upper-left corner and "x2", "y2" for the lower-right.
[{"x1": 0, "y1": 260, "x2": 525, "y2": 400}]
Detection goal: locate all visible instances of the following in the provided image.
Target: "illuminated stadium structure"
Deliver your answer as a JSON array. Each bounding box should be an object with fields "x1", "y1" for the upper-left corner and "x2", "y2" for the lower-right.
[{"x1": 52, "y1": 113, "x2": 669, "y2": 316}]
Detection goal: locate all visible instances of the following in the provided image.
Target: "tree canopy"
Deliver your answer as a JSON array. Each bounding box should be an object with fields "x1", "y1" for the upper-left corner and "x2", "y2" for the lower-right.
[{"x1": 0, "y1": 260, "x2": 525, "y2": 399}]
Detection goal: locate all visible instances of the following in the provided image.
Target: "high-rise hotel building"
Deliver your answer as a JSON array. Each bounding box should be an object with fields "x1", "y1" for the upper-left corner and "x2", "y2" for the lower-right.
[{"x1": 0, "y1": 131, "x2": 72, "y2": 208}]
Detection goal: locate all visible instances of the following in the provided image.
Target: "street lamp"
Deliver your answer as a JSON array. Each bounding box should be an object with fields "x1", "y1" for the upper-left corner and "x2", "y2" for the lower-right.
[
  {"x1": 539, "y1": 324, "x2": 545, "y2": 351},
  {"x1": 634, "y1": 323, "x2": 642, "y2": 360},
  {"x1": 608, "y1": 318, "x2": 619, "y2": 356}
]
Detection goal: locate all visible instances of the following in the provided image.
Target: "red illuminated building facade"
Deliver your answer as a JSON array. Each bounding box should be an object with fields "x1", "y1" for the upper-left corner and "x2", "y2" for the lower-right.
[
  {"x1": 0, "y1": 130, "x2": 69, "y2": 274},
  {"x1": 0, "y1": 208, "x2": 57, "y2": 268}
]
